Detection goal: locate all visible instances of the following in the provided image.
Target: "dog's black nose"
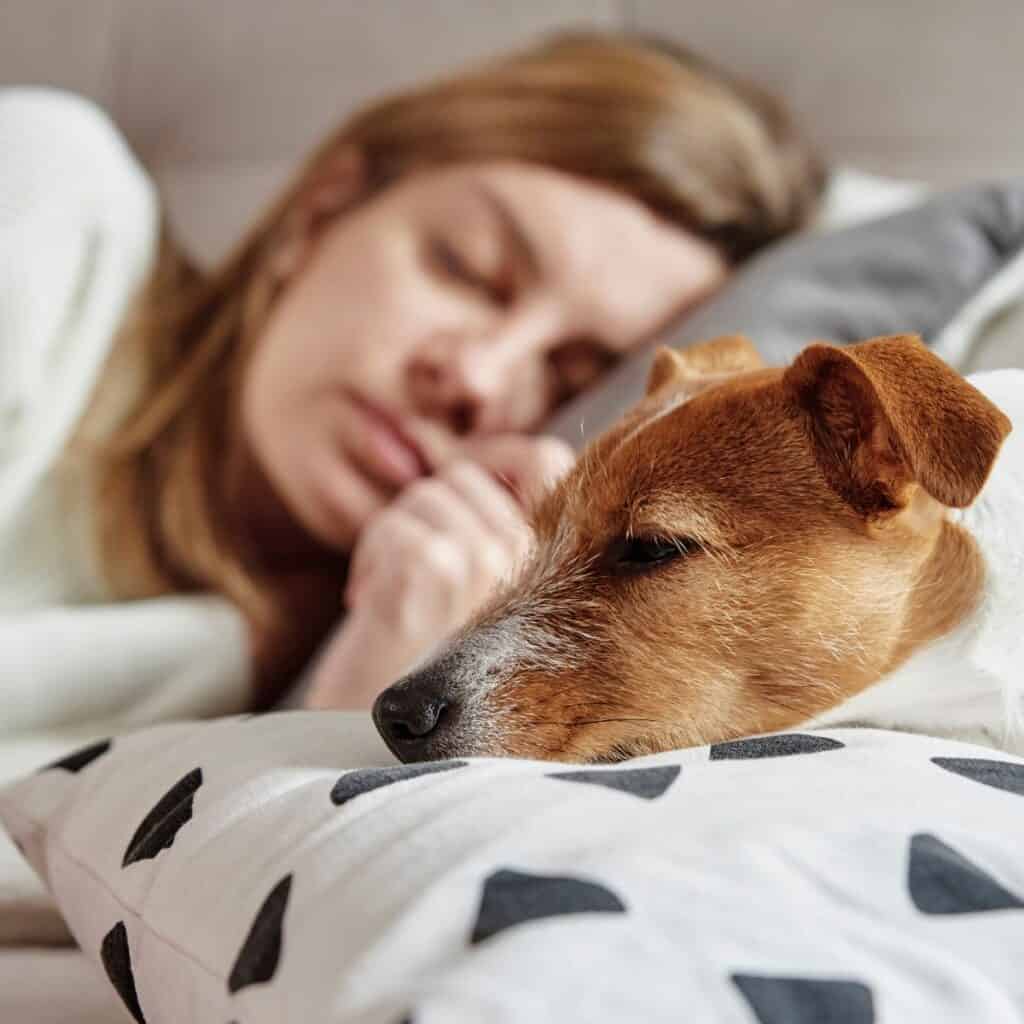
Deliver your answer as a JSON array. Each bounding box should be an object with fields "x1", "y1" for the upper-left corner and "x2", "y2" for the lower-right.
[{"x1": 373, "y1": 676, "x2": 453, "y2": 761}]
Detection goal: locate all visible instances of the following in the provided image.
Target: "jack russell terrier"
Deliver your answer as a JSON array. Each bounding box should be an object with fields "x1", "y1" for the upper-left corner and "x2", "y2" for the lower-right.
[{"x1": 373, "y1": 334, "x2": 1024, "y2": 764}]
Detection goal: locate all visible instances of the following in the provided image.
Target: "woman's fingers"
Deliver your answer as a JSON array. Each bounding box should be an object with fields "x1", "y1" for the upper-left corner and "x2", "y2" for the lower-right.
[
  {"x1": 460, "y1": 433, "x2": 576, "y2": 508},
  {"x1": 343, "y1": 432, "x2": 572, "y2": 632},
  {"x1": 439, "y1": 460, "x2": 532, "y2": 561},
  {"x1": 353, "y1": 507, "x2": 474, "y2": 621},
  {"x1": 394, "y1": 471, "x2": 496, "y2": 543}
]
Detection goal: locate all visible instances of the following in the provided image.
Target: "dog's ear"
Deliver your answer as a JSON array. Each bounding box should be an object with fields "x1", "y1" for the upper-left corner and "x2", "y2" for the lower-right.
[
  {"x1": 646, "y1": 346, "x2": 691, "y2": 393},
  {"x1": 678, "y1": 334, "x2": 764, "y2": 377},
  {"x1": 784, "y1": 334, "x2": 1012, "y2": 515},
  {"x1": 646, "y1": 335, "x2": 763, "y2": 395}
]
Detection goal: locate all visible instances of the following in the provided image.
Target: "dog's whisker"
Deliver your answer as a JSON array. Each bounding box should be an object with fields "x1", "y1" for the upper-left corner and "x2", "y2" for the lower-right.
[{"x1": 564, "y1": 716, "x2": 660, "y2": 727}]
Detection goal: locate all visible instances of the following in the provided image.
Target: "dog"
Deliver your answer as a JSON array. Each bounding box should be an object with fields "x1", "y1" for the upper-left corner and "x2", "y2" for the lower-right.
[{"x1": 373, "y1": 334, "x2": 1024, "y2": 764}]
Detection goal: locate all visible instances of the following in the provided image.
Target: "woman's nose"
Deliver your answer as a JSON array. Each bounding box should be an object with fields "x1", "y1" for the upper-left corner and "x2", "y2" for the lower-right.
[{"x1": 409, "y1": 340, "x2": 521, "y2": 435}]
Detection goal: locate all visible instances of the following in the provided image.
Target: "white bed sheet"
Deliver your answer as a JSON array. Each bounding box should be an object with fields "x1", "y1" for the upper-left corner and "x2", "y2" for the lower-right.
[{"x1": 0, "y1": 947, "x2": 129, "y2": 1024}]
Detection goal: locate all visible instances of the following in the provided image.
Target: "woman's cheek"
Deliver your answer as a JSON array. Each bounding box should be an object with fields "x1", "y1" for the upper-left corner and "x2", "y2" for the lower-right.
[{"x1": 510, "y1": 356, "x2": 558, "y2": 427}]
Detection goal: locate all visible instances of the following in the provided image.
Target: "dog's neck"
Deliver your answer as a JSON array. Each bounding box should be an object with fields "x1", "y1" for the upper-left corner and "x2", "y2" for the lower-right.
[{"x1": 806, "y1": 370, "x2": 1024, "y2": 754}]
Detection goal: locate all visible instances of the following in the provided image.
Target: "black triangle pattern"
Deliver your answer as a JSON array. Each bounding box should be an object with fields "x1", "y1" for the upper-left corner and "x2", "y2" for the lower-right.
[
  {"x1": 546, "y1": 764, "x2": 681, "y2": 799},
  {"x1": 100, "y1": 921, "x2": 147, "y2": 1024},
  {"x1": 710, "y1": 734, "x2": 844, "y2": 760},
  {"x1": 330, "y1": 760, "x2": 468, "y2": 806},
  {"x1": 41, "y1": 738, "x2": 112, "y2": 773},
  {"x1": 732, "y1": 973, "x2": 875, "y2": 1024},
  {"x1": 908, "y1": 833, "x2": 1024, "y2": 915},
  {"x1": 932, "y1": 756, "x2": 1024, "y2": 796},
  {"x1": 123, "y1": 767, "x2": 203, "y2": 868},
  {"x1": 228, "y1": 874, "x2": 293, "y2": 994},
  {"x1": 471, "y1": 868, "x2": 626, "y2": 944}
]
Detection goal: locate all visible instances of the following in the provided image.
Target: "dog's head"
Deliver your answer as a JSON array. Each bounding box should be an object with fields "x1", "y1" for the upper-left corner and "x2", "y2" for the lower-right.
[{"x1": 374, "y1": 334, "x2": 1012, "y2": 763}]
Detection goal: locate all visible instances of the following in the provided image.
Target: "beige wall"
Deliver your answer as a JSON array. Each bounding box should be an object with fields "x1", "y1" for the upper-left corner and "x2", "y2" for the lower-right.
[{"x1": 4, "y1": 1, "x2": 1022, "y2": 263}]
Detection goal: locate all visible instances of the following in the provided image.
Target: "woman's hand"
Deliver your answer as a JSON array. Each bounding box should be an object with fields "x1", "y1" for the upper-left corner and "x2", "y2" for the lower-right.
[{"x1": 303, "y1": 435, "x2": 574, "y2": 710}]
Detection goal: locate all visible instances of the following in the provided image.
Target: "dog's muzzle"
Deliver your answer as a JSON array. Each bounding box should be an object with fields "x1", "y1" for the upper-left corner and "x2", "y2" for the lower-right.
[
  {"x1": 373, "y1": 612, "x2": 543, "y2": 761},
  {"x1": 372, "y1": 646, "x2": 471, "y2": 762}
]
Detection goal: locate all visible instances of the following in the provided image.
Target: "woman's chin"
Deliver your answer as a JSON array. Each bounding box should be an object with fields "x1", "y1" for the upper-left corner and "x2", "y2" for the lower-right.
[{"x1": 304, "y1": 455, "x2": 390, "y2": 552}]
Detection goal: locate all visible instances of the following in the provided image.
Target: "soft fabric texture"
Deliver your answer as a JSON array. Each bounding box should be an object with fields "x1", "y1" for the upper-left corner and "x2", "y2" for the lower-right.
[
  {"x1": 3, "y1": 714, "x2": 1024, "y2": 1022},
  {"x1": 0, "y1": 85, "x2": 154, "y2": 611},
  {"x1": 0, "y1": 946, "x2": 129, "y2": 1024},
  {"x1": 815, "y1": 167, "x2": 928, "y2": 232},
  {"x1": 0, "y1": 87, "x2": 251, "y2": 748}
]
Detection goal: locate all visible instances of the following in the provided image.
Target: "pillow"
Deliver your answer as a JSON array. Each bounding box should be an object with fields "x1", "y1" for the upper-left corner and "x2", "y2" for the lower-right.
[
  {"x1": 814, "y1": 167, "x2": 928, "y2": 232},
  {"x1": 4, "y1": 713, "x2": 1024, "y2": 1023},
  {"x1": 544, "y1": 180, "x2": 1024, "y2": 447}
]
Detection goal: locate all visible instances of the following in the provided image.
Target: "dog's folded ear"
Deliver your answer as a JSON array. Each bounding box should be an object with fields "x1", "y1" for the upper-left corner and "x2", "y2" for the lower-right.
[
  {"x1": 646, "y1": 334, "x2": 763, "y2": 394},
  {"x1": 784, "y1": 334, "x2": 1012, "y2": 515},
  {"x1": 646, "y1": 346, "x2": 692, "y2": 393}
]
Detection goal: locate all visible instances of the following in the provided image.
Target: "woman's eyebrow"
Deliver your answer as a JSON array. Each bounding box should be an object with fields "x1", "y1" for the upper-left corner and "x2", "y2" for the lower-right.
[{"x1": 473, "y1": 183, "x2": 541, "y2": 280}]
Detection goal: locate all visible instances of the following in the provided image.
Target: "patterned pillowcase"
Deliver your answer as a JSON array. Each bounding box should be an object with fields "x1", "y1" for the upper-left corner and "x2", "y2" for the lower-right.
[{"x1": 2, "y1": 712, "x2": 1024, "y2": 1023}]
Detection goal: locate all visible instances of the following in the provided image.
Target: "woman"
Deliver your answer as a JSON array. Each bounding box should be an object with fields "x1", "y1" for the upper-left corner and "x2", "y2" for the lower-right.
[{"x1": 0, "y1": 32, "x2": 824, "y2": 745}]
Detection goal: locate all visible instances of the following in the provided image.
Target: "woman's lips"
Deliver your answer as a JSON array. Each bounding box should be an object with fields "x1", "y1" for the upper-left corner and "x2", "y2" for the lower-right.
[{"x1": 345, "y1": 392, "x2": 430, "y2": 488}]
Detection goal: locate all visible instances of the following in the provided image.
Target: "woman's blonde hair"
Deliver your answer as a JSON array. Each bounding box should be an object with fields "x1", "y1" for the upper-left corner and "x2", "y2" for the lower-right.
[{"x1": 75, "y1": 30, "x2": 825, "y2": 649}]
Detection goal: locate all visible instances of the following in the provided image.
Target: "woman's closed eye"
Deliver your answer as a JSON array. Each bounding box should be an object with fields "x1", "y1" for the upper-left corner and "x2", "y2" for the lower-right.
[{"x1": 427, "y1": 237, "x2": 513, "y2": 307}]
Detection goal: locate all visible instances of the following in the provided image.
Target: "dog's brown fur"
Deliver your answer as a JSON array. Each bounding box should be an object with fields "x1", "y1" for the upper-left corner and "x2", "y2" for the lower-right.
[{"x1": 381, "y1": 334, "x2": 1012, "y2": 763}]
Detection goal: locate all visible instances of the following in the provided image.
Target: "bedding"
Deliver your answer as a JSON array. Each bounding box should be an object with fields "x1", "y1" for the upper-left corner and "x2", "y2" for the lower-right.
[
  {"x1": 3, "y1": 713, "x2": 1024, "y2": 1022},
  {"x1": 814, "y1": 167, "x2": 928, "y2": 232},
  {"x1": 0, "y1": 946, "x2": 129, "y2": 1023}
]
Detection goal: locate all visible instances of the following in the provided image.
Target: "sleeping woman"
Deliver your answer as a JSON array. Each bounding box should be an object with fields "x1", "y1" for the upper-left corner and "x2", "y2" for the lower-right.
[{"x1": 0, "y1": 31, "x2": 823, "y2": 751}]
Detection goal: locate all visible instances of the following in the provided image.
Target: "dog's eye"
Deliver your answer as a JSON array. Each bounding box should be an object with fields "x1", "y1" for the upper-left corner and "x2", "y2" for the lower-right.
[{"x1": 609, "y1": 536, "x2": 697, "y2": 572}]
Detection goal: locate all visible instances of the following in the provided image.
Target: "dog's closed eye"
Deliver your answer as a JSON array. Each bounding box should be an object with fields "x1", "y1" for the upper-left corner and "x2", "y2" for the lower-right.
[{"x1": 607, "y1": 535, "x2": 701, "y2": 574}]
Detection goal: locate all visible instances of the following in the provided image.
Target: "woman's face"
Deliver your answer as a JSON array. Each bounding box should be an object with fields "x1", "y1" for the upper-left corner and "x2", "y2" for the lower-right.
[{"x1": 241, "y1": 161, "x2": 726, "y2": 550}]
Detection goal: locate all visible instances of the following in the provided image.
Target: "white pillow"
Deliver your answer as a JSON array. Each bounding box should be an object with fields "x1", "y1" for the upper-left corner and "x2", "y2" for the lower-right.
[
  {"x1": 3, "y1": 714, "x2": 1024, "y2": 1023},
  {"x1": 816, "y1": 167, "x2": 928, "y2": 233}
]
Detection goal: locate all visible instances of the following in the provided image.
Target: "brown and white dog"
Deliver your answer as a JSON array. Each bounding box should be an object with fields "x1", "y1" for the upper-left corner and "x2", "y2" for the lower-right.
[{"x1": 373, "y1": 334, "x2": 1024, "y2": 764}]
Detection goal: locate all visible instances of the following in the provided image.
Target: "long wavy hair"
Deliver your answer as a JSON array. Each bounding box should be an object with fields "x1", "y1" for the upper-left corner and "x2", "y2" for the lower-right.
[{"x1": 72, "y1": 30, "x2": 826, "y2": 646}]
